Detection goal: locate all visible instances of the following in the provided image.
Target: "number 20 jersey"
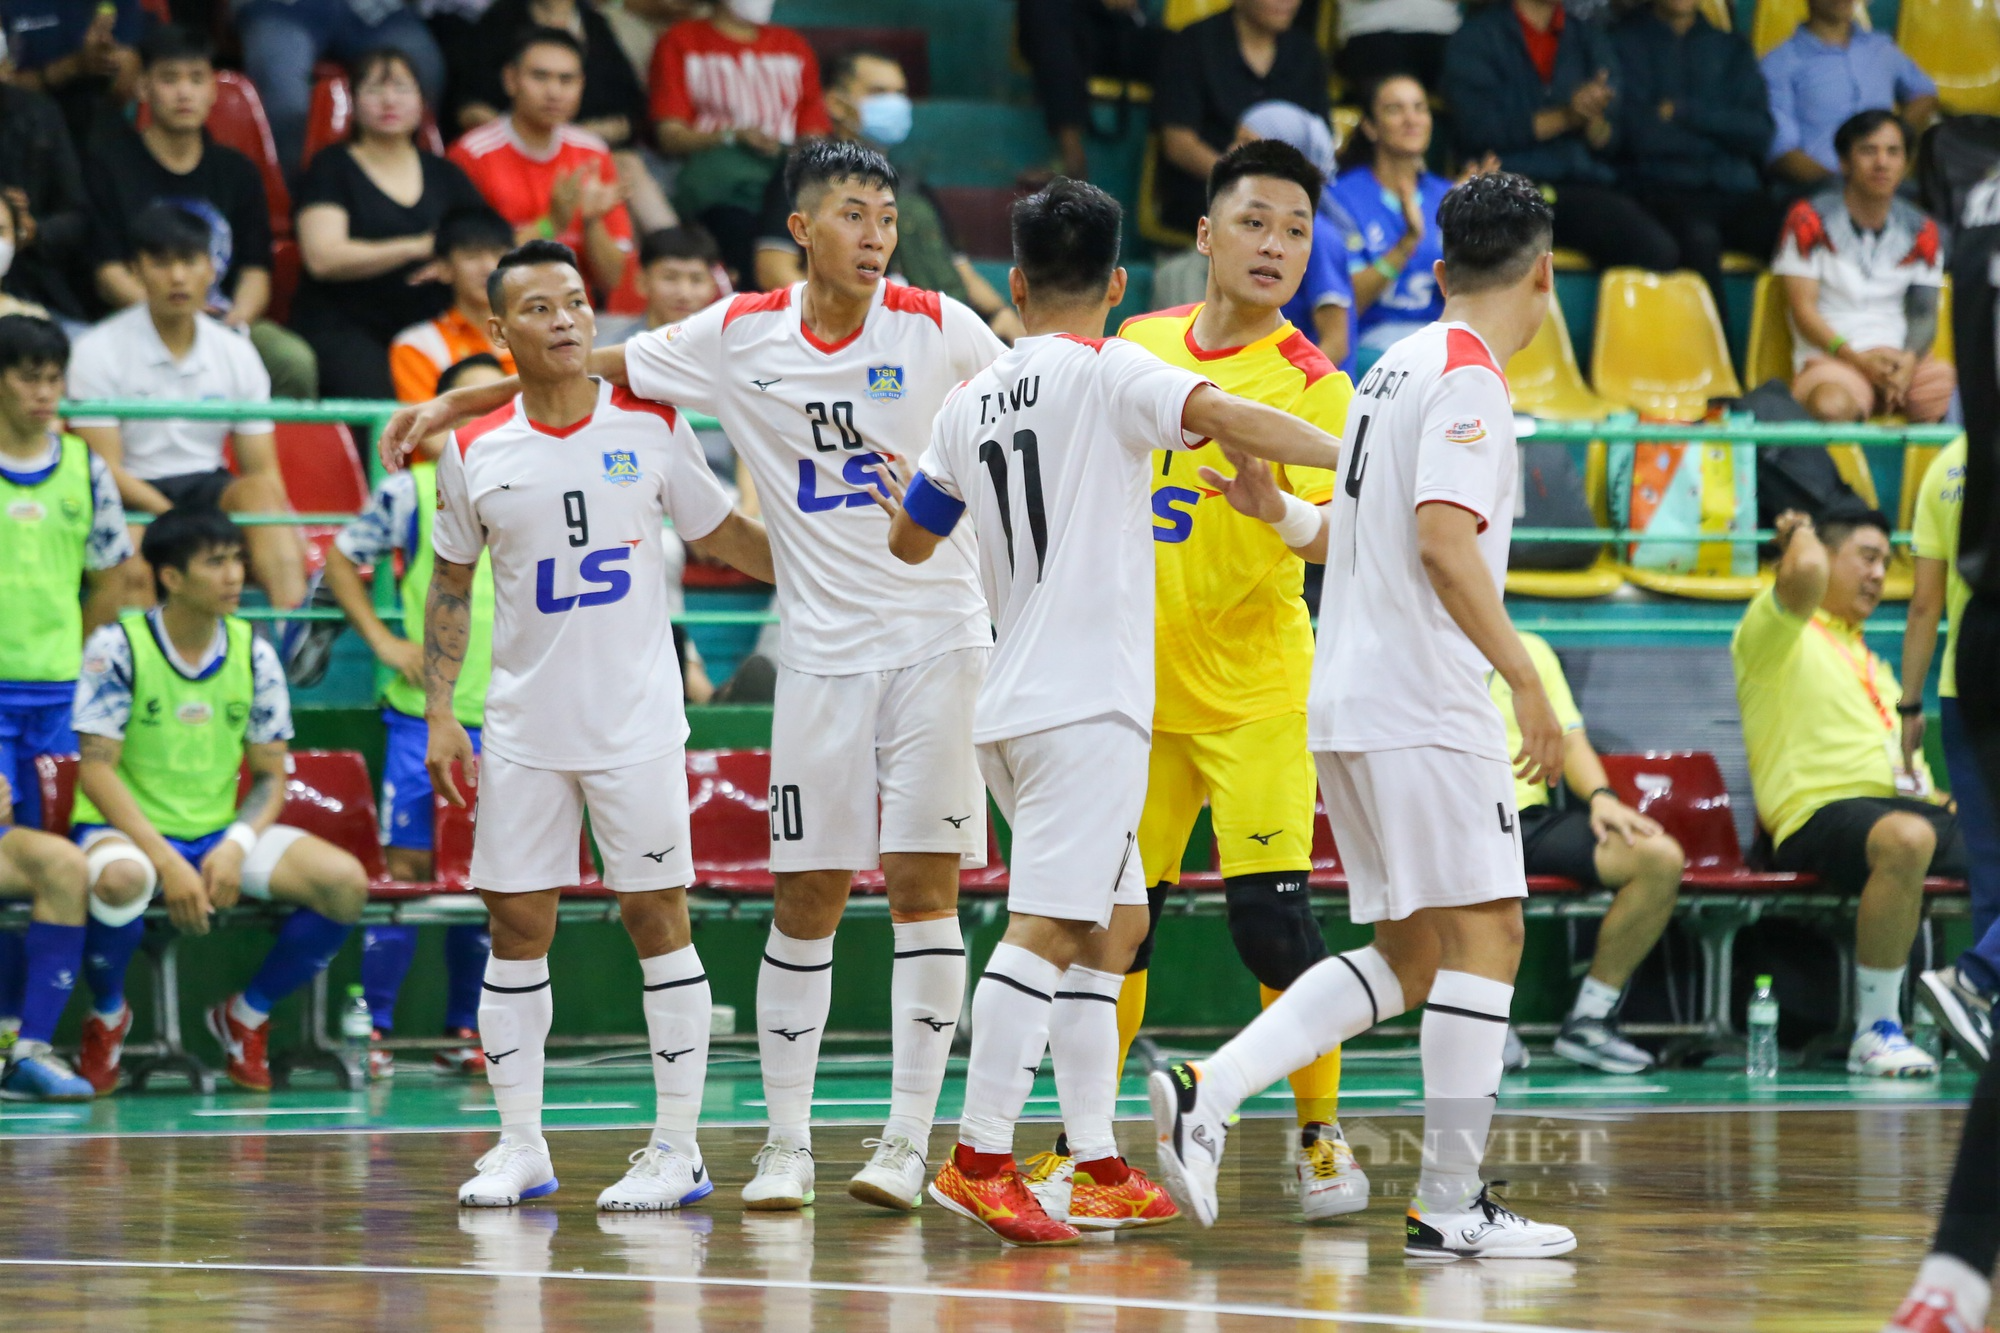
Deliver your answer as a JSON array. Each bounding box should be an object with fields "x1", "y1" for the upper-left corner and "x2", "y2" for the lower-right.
[{"x1": 434, "y1": 380, "x2": 734, "y2": 771}]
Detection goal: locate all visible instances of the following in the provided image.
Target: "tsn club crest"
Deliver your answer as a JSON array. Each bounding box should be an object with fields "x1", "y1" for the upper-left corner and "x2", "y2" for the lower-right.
[
  {"x1": 866, "y1": 364, "x2": 905, "y2": 401},
  {"x1": 602, "y1": 450, "x2": 642, "y2": 487}
]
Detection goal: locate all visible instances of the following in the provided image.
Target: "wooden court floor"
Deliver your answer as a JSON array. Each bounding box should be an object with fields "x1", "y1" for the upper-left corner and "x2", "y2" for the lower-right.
[{"x1": 0, "y1": 1103, "x2": 1976, "y2": 1332}]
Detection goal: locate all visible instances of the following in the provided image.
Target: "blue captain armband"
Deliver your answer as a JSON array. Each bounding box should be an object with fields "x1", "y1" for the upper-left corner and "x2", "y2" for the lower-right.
[{"x1": 903, "y1": 472, "x2": 965, "y2": 536}]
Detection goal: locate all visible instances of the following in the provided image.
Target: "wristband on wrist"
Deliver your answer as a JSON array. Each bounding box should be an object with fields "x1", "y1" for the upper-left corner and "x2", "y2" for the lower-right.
[
  {"x1": 1897, "y1": 700, "x2": 1925, "y2": 717},
  {"x1": 1587, "y1": 786, "x2": 1619, "y2": 806},
  {"x1": 1827, "y1": 334, "x2": 1849, "y2": 355},
  {"x1": 1272, "y1": 492, "x2": 1323, "y2": 546},
  {"x1": 1372, "y1": 257, "x2": 1401, "y2": 281},
  {"x1": 224, "y1": 822, "x2": 258, "y2": 857}
]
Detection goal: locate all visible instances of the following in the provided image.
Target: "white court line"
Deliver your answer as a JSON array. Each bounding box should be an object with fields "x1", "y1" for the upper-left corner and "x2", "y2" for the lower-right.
[
  {"x1": 0, "y1": 1112, "x2": 85, "y2": 1122},
  {"x1": 459, "y1": 1103, "x2": 639, "y2": 1113},
  {"x1": 1258, "y1": 1089, "x2": 1418, "y2": 1100},
  {"x1": 189, "y1": 1107, "x2": 366, "y2": 1118},
  {"x1": 0, "y1": 1256, "x2": 1617, "y2": 1333}
]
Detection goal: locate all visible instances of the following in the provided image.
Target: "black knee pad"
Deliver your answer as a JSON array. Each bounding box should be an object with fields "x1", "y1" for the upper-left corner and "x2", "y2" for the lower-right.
[
  {"x1": 1125, "y1": 880, "x2": 1174, "y2": 975},
  {"x1": 1224, "y1": 871, "x2": 1328, "y2": 991}
]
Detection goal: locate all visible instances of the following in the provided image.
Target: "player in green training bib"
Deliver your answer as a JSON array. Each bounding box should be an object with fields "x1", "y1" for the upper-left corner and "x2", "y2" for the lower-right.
[{"x1": 68, "y1": 509, "x2": 370, "y2": 1094}]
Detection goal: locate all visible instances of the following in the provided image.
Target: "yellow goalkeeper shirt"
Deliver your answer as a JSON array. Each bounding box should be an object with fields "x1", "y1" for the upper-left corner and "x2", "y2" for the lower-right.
[{"x1": 1118, "y1": 303, "x2": 1352, "y2": 734}]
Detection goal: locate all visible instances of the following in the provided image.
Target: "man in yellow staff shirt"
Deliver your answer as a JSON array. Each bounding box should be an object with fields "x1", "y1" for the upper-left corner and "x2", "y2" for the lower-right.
[
  {"x1": 1733, "y1": 504, "x2": 1965, "y2": 1079},
  {"x1": 1084, "y1": 138, "x2": 1363, "y2": 1220}
]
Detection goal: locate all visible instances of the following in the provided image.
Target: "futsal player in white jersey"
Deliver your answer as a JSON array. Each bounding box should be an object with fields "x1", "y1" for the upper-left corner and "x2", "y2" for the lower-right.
[
  {"x1": 428, "y1": 241, "x2": 776, "y2": 1211},
  {"x1": 1149, "y1": 173, "x2": 1580, "y2": 1259},
  {"x1": 880, "y1": 179, "x2": 1344, "y2": 1246},
  {"x1": 387, "y1": 140, "x2": 1005, "y2": 1213}
]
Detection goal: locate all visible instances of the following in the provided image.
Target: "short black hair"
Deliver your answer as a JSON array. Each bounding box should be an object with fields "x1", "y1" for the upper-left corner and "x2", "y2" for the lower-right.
[
  {"x1": 510, "y1": 25, "x2": 585, "y2": 67},
  {"x1": 1206, "y1": 137, "x2": 1324, "y2": 209},
  {"x1": 0, "y1": 314, "x2": 68, "y2": 378},
  {"x1": 1437, "y1": 171, "x2": 1554, "y2": 294},
  {"x1": 1818, "y1": 500, "x2": 1894, "y2": 553},
  {"x1": 486, "y1": 238, "x2": 582, "y2": 311},
  {"x1": 827, "y1": 47, "x2": 900, "y2": 93},
  {"x1": 142, "y1": 507, "x2": 243, "y2": 602},
  {"x1": 138, "y1": 24, "x2": 213, "y2": 70},
  {"x1": 130, "y1": 204, "x2": 213, "y2": 262},
  {"x1": 783, "y1": 137, "x2": 898, "y2": 215},
  {"x1": 438, "y1": 353, "x2": 505, "y2": 395},
  {"x1": 436, "y1": 208, "x2": 516, "y2": 258},
  {"x1": 1011, "y1": 176, "x2": 1122, "y2": 300},
  {"x1": 640, "y1": 224, "x2": 722, "y2": 268},
  {"x1": 1836, "y1": 108, "x2": 1909, "y2": 160}
]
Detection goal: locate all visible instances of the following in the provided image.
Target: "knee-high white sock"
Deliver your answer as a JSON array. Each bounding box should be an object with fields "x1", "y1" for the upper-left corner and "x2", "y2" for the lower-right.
[
  {"x1": 480, "y1": 955, "x2": 552, "y2": 1146},
  {"x1": 757, "y1": 926, "x2": 834, "y2": 1149},
  {"x1": 884, "y1": 916, "x2": 966, "y2": 1155},
  {"x1": 1204, "y1": 947, "x2": 1403, "y2": 1114},
  {"x1": 1416, "y1": 970, "x2": 1514, "y2": 1212},
  {"x1": 642, "y1": 944, "x2": 710, "y2": 1162},
  {"x1": 1855, "y1": 963, "x2": 1906, "y2": 1035},
  {"x1": 957, "y1": 942, "x2": 1063, "y2": 1156},
  {"x1": 1050, "y1": 964, "x2": 1124, "y2": 1164}
]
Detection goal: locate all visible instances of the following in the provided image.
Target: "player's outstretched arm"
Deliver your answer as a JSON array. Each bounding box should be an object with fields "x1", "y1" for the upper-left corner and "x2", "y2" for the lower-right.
[
  {"x1": 422, "y1": 558, "x2": 479, "y2": 807},
  {"x1": 1199, "y1": 443, "x2": 1330, "y2": 562},
  {"x1": 688, "y1": 510, "x2": 776, "y2": 585},
  {"x1": 376, "y1": 346, "x2": 634, "y2": 470},
  {"x1": 77, "y1": 733, "x2": 213, "y2": 935},
  {"x1": 1414, "y1": 501, "x2": 1562, "y2": 787},
  {"x1": 1181, "y1": 385, "x2": 1343, "y2": 473}
]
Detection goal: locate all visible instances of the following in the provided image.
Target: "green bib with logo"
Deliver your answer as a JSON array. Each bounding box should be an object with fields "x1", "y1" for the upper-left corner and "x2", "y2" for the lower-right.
[
  {"x1": 0, "y1": 433, "x2": 94, "y2": 682},
  {"x1": 381, "y1": 461, "x2": 494, "y2": 728},
  {"x1": 72, "y1": 613, "x2": 255, "y2": 839}
]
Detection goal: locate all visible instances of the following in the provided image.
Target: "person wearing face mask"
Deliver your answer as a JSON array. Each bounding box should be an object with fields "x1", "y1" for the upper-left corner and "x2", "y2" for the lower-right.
[
  {"x1": 0, "y1": 197, "x2": 51, "y2": 321},
  {"x1": 753, "y1": 49, "x2": 1023, "y2": 341}
]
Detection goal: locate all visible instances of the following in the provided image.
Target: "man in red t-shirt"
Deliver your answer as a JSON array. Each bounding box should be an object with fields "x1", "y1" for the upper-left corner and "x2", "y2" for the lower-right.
[
  {"x1": 650, "y1": 0, "x2": 831, "y2": 282},
  {"x1": 450, "y1": 27, "x2": 642, "y2": 313}
]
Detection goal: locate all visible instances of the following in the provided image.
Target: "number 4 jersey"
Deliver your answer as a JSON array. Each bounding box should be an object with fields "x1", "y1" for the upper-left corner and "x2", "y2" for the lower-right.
[{"x1": 434, "y1": 379, "x2": 734, "y2": 770}]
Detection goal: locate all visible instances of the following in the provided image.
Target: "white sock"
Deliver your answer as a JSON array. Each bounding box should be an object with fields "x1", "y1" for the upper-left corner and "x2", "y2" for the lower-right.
[
  {"x1": 1205, "y1": 947, "x2": 1404, "y2": 1114},
  {"x1": 1569, "y1": 975, "x2": 1623, "y2": 1023},
  {"x1": 1050, "y1": 964, "x2": 1124, "y2": 1164},
  {"x1": 1856, "y1": 963, "x2": 1907, "y2": 1035},
  {"x1": 231, "y1": 994, "x2": 270, "y2": 1028},
  {"x1": 756, "y1": 926, "x2": 834, "y2": 1150},
  {"x1": 1416, "y1": 970, "x2": 1514, "y2": 1213},
  {"x1": 480, "y1": 954, "x2": 552, "y2": 1145},
  {"x1": 884, "y1": 916, "x2": 966, "y2": 1155},
  {"x1": 958, "y1": 942, "x2": 1063, "y2": 1156},
  {"x1": 1908, "y1": 1253, "x2": 1993, "y2": 1330},
  {"x1": 642, "y1": 945, "x2": 710, "y2": 1162}
]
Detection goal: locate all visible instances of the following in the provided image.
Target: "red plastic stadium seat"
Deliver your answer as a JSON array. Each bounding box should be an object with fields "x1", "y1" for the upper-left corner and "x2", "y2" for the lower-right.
[
  {"x1": 267, "y1": 236, "x2": 301, "y2": 325},
  {"x1": 1309, "y1": 797, "x2": 1345, "y2": 890},
  {"x1": 244, "y1": 750, "x2": 388, "y2": 883},
  {"x1": 687, "y1": 749, "x2": 775, "y2": 892},
  {"x1": 798, "y1": 27, "x2": 930, "y2": 97},
  {"x1": 134, "y1": 71, "x2": 290, "y2": 236},
  {"x1": 931, "y1": 186, "x2": 1018, "y2": 260},
  {"x1": 34, "y1": 752, "x2": 78, "y2": 836},
  {"x1": 432, "y1": 765, "x2": 594, "y2": 891},
  {"x1": 302, "y1": 72, "x2": 446, "y2": 171},
  {"x1": 275, "y1": 422, "x2": 368, "y2": 513},
  {"x1": 1598, "y1": 751, "x2": 1803, "y2": 889}
]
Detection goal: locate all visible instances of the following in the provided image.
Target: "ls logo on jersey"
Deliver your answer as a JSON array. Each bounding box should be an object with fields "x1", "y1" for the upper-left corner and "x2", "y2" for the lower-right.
[
  {"x1": 1443, "y1": 418, "x2": 1487, "y2": 446},
  {"x1": 796, "y1": 453, "x2": 895, "y2": 513},
  {"x1": 865, "y1": 364, "x2": 905, "y2": 401},
  {"x1": 535, "y1": 547, "x2": 633, "y2": 613},
  {"x1": 602, "y1": 450, "x2": 642, "y2": 487}
]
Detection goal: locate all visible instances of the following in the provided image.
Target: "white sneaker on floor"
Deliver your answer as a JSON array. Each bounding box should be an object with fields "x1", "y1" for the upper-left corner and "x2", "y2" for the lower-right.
[
  {"x1": 458, "y1": 1138, "x2": 558, "y2": 1207},
  {"x1": 1149, "y1": 1060, "x2": 1229, "y2": 1228},
  {"x1": 741, "y1": 1140, "x2": 815, "y2": 1210},
  {"x1": 848, "y1": 1135, "x2": 926, "y2": 1211},
  {"x1": 1297, "y1": 1122, "x2": 1370, "y2": 1220},
  {"x1": 1552, "y1": 1016, "x2": 1655, "y2": 1074},
  {"x1": 1917, "y1": 967, "x2": 1994, "y2": 1071},
  {"x1": 1848, "y1": 1020, "x2": 1939, "y2": 1078},
  {"x1": 1405, "y1": 1185, "x2": 1577, "y2": 1260},
  {"x1": 597, "y1": 1143, "x2": 713, "y2": 1211},
  {"x1": 1022, "y1": 1146, "x2": 1075, "y2": 1223}
]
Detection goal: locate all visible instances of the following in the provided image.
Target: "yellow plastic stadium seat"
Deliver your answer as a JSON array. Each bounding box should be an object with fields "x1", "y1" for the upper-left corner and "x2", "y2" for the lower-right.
[
  {"x1": 1900, "y1": 0, "x2": 2000, "y2": 114},
  {"x1": 1936, "y1": 278, "x2": 1955, "y2": 366},
  {"x1": 1138, "y1": 134, "x2": 1198, "y2": 250},
  {"x1": 1508, "y1": 551, "x2": 1628, "y2": 598},
  {"x1": 1701, "y1": 0, "x2": 1734, "y2": 28},
  {"x1": 1165, "y1": 0, "x2": 1232, "y2": 30},
  {"x1": 1744, "y1": 272, "x2": 1794, "y2": 390},
  {"x1": 1753, "y1": 0, "x2": 1868, "y2": 58},
  {"x1": 1333, "y1": 106, "x2": 1360, "y2": 152},
  {"x1": 1592, "y1": 269, "x2": 1743, "y2": 422},
  {"x1": 1508, "y1": 304, "x2": 1617, "y2": 420},
  {"x1": 1551, "y1": 247, "x2": 1594, "y2": 272}
]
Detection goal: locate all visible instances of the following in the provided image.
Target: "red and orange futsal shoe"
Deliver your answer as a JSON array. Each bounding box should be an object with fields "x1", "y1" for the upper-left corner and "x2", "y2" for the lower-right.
[
  {"x1": 77, "y1": 1004, "x2": 132, "y2": 1095},
  {"x1": 928, "y1": 1147, "x2": 1081, "y2": 1247},
  {"x1": 205, "y1": 998, "x2": 273, "y2": 1092},
  {"x1": 1883, "y1": 1290, "x2": 1991, "y2": 1333},
  {"x1": 435, "y1": 1029, "x2": 488, "y2": 1076},
  {"x1": 1067, "y1": 1157, "x2": 1180, "y2": 1231}
]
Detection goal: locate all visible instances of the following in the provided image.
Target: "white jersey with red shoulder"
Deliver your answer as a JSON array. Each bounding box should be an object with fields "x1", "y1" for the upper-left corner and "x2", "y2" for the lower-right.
[
  {"x1": 913, "y1": 333, "x2": 1209, "y2": 744},
  {"x1": 1309, "y1": 322, "x2": 1519, "y2": 761},
  {"x1": 433, "y1": 377, "x2": 734, "y2": 770},
  {"x1": 622, "y1": 280, "x2": 1005, "y2": 675}
]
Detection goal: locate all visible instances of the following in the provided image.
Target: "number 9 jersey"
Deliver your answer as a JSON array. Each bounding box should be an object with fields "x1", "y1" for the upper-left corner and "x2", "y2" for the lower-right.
[{"x1": 433, "y1": 380, "x2": 735, "y2": 770}]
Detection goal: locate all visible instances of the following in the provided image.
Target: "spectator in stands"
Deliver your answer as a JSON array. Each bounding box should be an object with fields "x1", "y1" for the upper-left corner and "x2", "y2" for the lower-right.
[
  {"x1": 1733, "y1": 504, "x2": 1967, "y2": 1078},
  {"x1": 293, "y1": 48, "x2": 495, "y2": 401},
  {"x1": 1152, "y1": 0, "x2": 1328, "y2": 242},
  {"x1": 233, "y1": 0, "x2": 446, "y2": 175},
  {"x1": 85, "y1": 25, "x2": 317, "y2": 400},
  {"x1": 1762, "y1": 0, "x2": 1937, "y2": 195},
  {"x1": 1015, "y1": 0, "x2": 1161, "y2": 181},
  {"x1": 1776, "y1": 110, "x2": 1952, "y2": 424},
  {"x1": 388, "y1": 208, "x2": 515, "y2": 401},
  {"x1": 68, "y1": 204, "x2": 308, "y2": 616},
  {"x1": 449, "y1": 27, "x2": 642, "y2": 314},
  {"x1": 1336, "y1": 0, "x2": 1460, "y2": 93},
  {"x1": 0, "y1": 196, "x2": 51, "y2": 320},
  {"x1": 2, "y1": 0, "x2": 151, "y2": 152},
  {"x1": 1611, "y1": 0, "x2": 1777, "y2": 307},
  {"x1": 752, "y1": 49, "x2": 1022, "y2": 341},
  {"x1": 650, "y1": 0, "x2": 829, "y2": 284},
  {"x1": 1442, "y1": 0, "x2": 1678, "y2": 272},
  {"x1": 1490, "y1": 633, "x2": 1687, "y2": 1073},
  {"x1": 0, "y1": 60, "x2": 89, "y2": 321},
  {"x1": 639, "y1": 223, "x2": 722, "y2": 329}
]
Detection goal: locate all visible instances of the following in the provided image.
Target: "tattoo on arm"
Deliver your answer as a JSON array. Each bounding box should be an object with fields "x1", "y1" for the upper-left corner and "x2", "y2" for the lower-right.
[
  {"x1": 1905, "y1": 285, "x2": 1939, "y2": 355},
  {"x1": 424, "y1": 561, "x2": 475, "y2": 718},
  {"x1": 79, "y1": 733, "x2": 121, "y2": 767}
]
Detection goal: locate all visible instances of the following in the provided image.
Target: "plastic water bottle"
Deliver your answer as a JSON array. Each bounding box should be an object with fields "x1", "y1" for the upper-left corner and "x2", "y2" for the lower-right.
[
  {"x1": 1746, "y1": 974, "x2": 1780, "y2": 1079},
  {"x1": 341, "y1": 984, "x2": 373, "y2": 1070}
]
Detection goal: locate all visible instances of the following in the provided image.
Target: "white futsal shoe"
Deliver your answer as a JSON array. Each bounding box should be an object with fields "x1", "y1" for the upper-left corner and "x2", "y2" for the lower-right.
[
  {"x1": 1848, "y1": 1020, "x2": 1940, "y2": 1078},
  {"x1": 1405, "y1": 1185, "x2": 1577, "y2": 1260},
  {"x1": 1297, "y1": 1122, "x2": 1371, "y2": 1220},
  {"x1": 742, "y1": 1139, "x2": 816, "y2": 1210},
  {"x1": 458, "y1": 1137, "x2": 558, "y2": 1207},
  {"x1": 1149, "y1": 1060, "x2": 1229, "y2": 1227},
  {"x1": 848, "y1": 1135, "x2": 927, "y2": 1211},
  {"x1": 598, "y1": 1142, "x2": 714, "y2": 1211}
]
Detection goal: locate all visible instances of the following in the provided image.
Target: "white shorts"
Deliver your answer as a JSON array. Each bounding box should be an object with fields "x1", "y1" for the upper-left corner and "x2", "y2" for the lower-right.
[
  {"x1": 1314, "y1": 746, "x2": 1528, "y2": 925},
  {"x1": 979, "y1": 715, "x2": 1150, "y2": 927},
  {"x1": 768, "y1": 647, "x2": 988, "y2": 873},
  {"x1": 471, "y1": 748, "x2": 694, "y2": 894},
  {"x1": 78, "y1": 823, "x2": 308, "y2": 902}
]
